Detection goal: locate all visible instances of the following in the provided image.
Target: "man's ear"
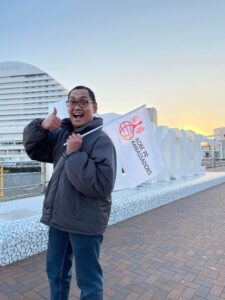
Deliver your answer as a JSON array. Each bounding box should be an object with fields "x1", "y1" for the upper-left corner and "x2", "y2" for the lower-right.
[{"x1": 93, "y1": 102, "x2": 98, "y2": 113}]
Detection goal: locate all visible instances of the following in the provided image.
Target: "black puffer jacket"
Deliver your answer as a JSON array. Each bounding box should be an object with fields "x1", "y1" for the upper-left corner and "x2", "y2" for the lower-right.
[{"x1": 23, "y1": 117, "x2": 117, "y2": 235}]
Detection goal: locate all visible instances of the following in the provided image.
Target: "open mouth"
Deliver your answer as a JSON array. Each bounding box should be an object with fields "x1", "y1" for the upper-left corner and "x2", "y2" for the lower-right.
[{"x1": 73, "y1": 113, "x2": 84, "y2": 119}]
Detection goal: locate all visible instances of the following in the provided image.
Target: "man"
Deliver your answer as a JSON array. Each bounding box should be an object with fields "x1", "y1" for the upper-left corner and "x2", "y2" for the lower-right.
[{"x1": 23, "y1": 86, "x2": 117, "y2": 300}]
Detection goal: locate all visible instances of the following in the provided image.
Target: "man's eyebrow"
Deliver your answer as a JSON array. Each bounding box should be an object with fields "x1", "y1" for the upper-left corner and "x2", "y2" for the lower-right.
[{"x1": 68, "y1": 96, "x2": 88, "y2": 100}]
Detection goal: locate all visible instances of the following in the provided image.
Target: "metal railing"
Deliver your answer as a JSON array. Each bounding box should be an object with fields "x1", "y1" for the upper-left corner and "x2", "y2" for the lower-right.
[
  {"x1": 1, "y1": 155, "x2": 225, "y2": 201},
  {"x1": 201, "y1": 158, "x2": 225, "y2": 169},
  {"x1": 0, "y1": 162, "x2": 48, "y2": 201}
]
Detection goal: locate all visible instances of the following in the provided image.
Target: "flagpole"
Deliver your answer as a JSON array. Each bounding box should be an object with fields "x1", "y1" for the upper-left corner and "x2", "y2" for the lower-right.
[{"x1": 63, "y1": 104, "x2": 146, "y2": 146}]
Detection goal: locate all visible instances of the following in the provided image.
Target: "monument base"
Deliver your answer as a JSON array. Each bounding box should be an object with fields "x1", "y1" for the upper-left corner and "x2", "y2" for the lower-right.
[{"x1": 1, "y1": 172, "x2": 225, "y2": 266}]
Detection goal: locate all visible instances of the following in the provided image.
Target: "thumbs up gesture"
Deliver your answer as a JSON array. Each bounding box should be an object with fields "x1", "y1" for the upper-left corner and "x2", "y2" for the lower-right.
[{"x1": 41, "y1": 108, "x2": 62, "y2": 130}]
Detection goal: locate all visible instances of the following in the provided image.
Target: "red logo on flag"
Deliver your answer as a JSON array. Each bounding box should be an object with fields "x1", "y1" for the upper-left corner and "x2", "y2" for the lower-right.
[{"x1": 119, "y1": 116, "x2": 144, "y2": 140}]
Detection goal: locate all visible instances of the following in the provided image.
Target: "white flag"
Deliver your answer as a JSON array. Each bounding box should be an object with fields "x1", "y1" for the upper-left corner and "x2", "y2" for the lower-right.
[{"x1": 103, "y1": 105, "x2": 164, "y2": 188}]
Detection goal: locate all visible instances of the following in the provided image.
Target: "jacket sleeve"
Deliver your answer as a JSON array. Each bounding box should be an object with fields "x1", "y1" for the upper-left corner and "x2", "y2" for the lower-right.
[
  {"x1": 65, "y1": 135, "x2": 117, "y2": 199},
  {"x1": 23, "y1": 118, "x2": 53, "y2": 163}
]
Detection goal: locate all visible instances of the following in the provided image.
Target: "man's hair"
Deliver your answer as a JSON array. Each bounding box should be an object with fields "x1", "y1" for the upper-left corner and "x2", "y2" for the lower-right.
[{"x1": 68, "y1": 86, "x2": 96, "y2": 103}]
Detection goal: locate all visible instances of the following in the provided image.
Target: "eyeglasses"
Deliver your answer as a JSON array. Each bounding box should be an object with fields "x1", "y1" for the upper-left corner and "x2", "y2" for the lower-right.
[{"x1": 66, "y1": 98, "x2": 94, "y2": 108}]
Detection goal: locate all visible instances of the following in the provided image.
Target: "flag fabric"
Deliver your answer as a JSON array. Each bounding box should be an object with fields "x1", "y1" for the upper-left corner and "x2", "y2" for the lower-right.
[{"x1": 103, "y1": 105, "x2": 165, "y2": 188}]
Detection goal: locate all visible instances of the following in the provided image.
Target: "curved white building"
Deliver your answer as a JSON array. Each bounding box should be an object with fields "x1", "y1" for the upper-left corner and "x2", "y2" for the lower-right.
[{"x1": 0, "y1": 61, "x2": 68, "y2": 164}]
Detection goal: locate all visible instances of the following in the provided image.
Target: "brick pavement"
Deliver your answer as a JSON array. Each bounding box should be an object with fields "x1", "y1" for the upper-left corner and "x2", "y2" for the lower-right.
[{"x1": 1, "y1": 179, "x2": 225, "y2": 299}]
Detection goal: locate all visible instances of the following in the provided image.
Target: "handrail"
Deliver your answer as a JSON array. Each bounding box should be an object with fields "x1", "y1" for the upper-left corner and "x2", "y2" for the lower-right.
[
  {"x1": 1, "y1": 183, "x2": 46, "y2": 191},
  {"x1": 4, "y1": 172, "x2": 42, "y2": 176}
]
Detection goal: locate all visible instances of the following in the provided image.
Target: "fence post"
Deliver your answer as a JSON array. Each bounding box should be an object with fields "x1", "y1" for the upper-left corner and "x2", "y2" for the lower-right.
[
  {"x1": 0, "y1": 166, "x2": 4, "y2": 198},
  {"x1": 41, "y1": 163, "x2": 47, "y2": 192},
  {"x1": 213, "y1": 146, "x2": 216, "y2": 168}
]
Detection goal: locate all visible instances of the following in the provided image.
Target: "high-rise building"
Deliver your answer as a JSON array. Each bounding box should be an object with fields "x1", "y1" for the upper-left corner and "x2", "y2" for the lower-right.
[
  {"x1": 0, "y1": 61, "x2": 159, "y2": 166},
  {"x1": 0, "y1": 61, "x2": 68, "y2": 164}
]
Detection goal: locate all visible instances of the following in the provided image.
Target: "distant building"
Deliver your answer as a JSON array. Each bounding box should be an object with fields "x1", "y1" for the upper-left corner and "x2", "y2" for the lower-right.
[
  {"x1": 213, "y1": 127, "x2": 225, "y2": 151},
  {"x1": 213, "y1": 127, "x2": 225, "y2": 140},
  {"x1": 0, "y1": 61, "x2": 68, "y2": 164},
  {"x1": 147, "y1": 107, "x2": 157, "y2": 125},
  {"x1": 0, "y1": 61, "x2": 159, "y2": 165}
]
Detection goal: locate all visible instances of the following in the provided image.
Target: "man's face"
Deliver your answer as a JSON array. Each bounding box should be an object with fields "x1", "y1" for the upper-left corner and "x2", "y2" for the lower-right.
[{"x1": 67, "y1": 89, "x2": 97, "y2": 128}]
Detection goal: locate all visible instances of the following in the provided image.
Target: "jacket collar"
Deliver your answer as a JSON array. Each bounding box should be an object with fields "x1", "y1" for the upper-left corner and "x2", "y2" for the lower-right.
[{"x1": 61, "y1": 117, "x2": 103, "y2": 135}]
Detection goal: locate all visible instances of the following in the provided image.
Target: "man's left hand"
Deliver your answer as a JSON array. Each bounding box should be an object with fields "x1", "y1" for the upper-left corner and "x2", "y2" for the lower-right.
[{"x1": 66, "y1": 133, "x2": 82, "y2": 154}]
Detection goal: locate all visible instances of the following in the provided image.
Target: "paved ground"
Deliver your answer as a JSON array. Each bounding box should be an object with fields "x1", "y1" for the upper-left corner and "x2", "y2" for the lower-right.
[{"x1": 1, "y1": 170, "x2": 225, "y2": 299}]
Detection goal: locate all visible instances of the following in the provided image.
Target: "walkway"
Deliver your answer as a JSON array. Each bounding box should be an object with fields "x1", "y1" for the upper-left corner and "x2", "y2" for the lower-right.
[{"x1": 1, "y1": 175, "x2": 225, "y2": 299}]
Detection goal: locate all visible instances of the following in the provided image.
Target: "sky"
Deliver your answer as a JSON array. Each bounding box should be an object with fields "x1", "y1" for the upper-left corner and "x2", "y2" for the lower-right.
[{"x1": 0, "y1": 0, "x2": 225, "y2": 136}]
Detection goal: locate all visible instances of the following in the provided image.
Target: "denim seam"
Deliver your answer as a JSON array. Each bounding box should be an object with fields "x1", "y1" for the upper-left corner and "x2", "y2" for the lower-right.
[{"x1": 58, "y1": 236, "x2": 69, "y2": 300}]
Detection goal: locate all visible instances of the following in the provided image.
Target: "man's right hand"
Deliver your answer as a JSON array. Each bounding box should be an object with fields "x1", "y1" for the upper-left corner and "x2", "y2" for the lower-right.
[{"x1": 41, "y1": 108, "x2": 62, "y2": 130}]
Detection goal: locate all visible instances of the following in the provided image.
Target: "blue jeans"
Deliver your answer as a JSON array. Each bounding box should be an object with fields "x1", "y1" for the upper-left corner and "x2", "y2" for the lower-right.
[{"x1": 46, "y1": 226, "x2": 103, "y2": 300}]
